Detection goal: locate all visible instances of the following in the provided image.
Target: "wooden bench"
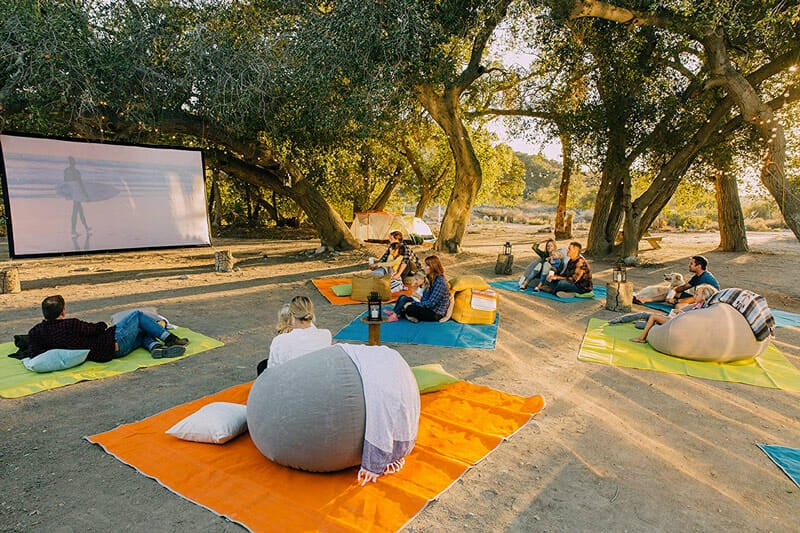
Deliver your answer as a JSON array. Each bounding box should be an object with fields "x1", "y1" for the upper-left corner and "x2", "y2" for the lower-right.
[{"x1": 615, "y1": 231, "x2": 663, "y2": 250}]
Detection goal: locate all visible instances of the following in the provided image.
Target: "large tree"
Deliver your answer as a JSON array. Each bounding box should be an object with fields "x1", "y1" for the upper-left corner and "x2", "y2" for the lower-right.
[
  {"x1": 569, "y1": 0, "x2": 800, "y2": 249},
  {"x1": 0, "y1": 1, "x2": 365, "y2": 249},
  {"x1": 289, "y1": 0, "x2": 517, "y2": 252}
]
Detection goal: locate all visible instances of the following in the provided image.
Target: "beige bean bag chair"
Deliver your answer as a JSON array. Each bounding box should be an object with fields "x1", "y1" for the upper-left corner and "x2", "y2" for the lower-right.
[{"x1": 648, "y1": 303, "x2": 770, "y2": 362}]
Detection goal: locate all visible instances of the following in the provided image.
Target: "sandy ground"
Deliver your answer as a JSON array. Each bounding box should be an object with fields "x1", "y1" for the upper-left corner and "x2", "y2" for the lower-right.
[{"x1": 0, "y1": 225, "x2": 798, "y2": 532}]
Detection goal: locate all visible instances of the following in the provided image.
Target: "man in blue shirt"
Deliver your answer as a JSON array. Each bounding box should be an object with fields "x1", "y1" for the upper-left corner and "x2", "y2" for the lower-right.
[{"x1": 670, "y1": 255, "x2": 719, "y2": 309}]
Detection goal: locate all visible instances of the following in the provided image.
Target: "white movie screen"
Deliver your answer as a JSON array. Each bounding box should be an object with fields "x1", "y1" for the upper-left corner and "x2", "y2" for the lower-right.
[{"x1": 1, "y1": 134, "x2": 211, "y2": 257}]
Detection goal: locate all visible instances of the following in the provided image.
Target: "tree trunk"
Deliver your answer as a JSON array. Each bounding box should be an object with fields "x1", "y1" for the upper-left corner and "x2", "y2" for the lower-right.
[
  {"x1": 368, "y1": 164, "x2": 402, "y2": 212},
  {"x1": 715, "y1": 171, "x2": 748, "y2": 251},
  {"x1": 418, "y1": 85, "x2": 482, "y2": 254},
  {"x1": 212, "y1": 155, "x2": 361, "y2": 250},
  {"x1": 208, "y1": 168, "x2": 222, "y2": 227},
  {"x1": 586, "y1": 121, "x2": 629, "y2": 256},
  {"x1": 702, "y1": 31, "x2": 800, "y2": 242},
  {"x1": 554, "y1": 129, "x2": 572, "y2": 240},
  {"x1": 414, "y1": 162, "x2": 450, "y2": 218},
  {"x1": 155, "y1": 111, "x2": 361, "y2": 249}
]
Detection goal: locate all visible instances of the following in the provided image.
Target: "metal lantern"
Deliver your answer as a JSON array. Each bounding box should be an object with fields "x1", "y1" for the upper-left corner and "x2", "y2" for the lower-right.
[
  {"x1": 503, "y1": 241, "x2": 512, "y2": 255},
  {"x1": 612, "y1": 260, "x2": 627, "y2": 283},
  {"x1": 367, "y1": 291, "x2": 382, "y2": 322}
]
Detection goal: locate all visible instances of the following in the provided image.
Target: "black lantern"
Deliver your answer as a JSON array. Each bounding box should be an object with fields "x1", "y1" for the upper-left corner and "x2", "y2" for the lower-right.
[
  {"x1": 612, "y1": 259, "x2": 627, "y2": 283},
  {"x1": 503, "y1": 241, "x2": 512, "y2": 255},
  {"x1": 367, "y1": 291, "x2": 382, "y2": 322}
]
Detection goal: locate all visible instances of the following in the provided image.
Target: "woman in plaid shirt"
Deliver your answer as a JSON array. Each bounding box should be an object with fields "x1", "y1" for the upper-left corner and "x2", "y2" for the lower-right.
[{"x1": 393, "y1": 256, "x2": 450, "y2": 322}]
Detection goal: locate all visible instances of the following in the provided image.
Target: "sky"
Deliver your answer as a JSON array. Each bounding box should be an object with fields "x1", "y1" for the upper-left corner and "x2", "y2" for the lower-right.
[{"x1": 487, "y1": 120, "x2": 563, "y2": 162}]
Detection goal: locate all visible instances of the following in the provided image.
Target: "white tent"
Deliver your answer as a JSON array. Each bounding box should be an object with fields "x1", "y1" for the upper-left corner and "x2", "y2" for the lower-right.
[
  {"x1": 405, "y1": 217, "x2": 435, "y2": 241},
  {"x1": 349, "y1": 211, "x2": 412, "y2": 242},
  {"x1": 349, "y1": 211, "x2": 436, "y2": 243}
]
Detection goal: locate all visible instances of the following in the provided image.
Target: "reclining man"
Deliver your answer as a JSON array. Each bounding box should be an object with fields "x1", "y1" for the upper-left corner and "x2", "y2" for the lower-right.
[
  {"x1": 28, "y1": 295, "x2": 189, "y2": 362},
  {"x1": 640, "y1": 255, "x2": 719, "y2": 309}
]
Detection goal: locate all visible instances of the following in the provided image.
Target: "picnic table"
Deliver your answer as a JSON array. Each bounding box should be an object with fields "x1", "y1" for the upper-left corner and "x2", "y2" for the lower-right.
[{"x1": 615, "y1": 230, "x2": 663, "y2": 250}]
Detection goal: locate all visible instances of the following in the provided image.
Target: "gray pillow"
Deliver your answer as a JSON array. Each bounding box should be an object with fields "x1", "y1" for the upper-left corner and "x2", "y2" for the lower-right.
[{"x1": 247, "y1": 345, "x2": 366, "y2": 472}]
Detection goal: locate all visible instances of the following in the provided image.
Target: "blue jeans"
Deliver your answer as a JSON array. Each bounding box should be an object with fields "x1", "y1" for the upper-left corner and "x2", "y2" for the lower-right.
[
  {"x1": 114, "y1": 310, "x2": 168, "y2": 356},
  {"x1": 393, "y1": 295, "x2": 414, "y2": 316},
  {"x1": 545, "y1": 279, "x2": 581, "y2": 293}
]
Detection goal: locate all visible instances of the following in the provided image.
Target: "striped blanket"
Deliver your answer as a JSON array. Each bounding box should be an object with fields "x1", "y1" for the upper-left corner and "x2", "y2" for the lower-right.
[{"x1": 707, "y1": 288, "x2": 774, "y2": 341}]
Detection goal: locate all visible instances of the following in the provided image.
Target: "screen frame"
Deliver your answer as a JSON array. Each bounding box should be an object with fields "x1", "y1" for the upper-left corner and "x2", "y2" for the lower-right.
[{"x1": 0, "y1": 132, "x2": 212, "y2": 259}]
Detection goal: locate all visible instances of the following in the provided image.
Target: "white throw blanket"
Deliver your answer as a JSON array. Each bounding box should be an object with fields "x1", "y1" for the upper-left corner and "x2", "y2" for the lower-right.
[{"x1": 339, "y1": 343, "x2": 420, "y2": 483}]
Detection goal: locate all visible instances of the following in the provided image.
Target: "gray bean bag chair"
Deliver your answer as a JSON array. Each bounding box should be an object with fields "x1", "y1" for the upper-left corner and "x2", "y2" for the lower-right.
[
  {"x1": 648, "y1": 303, "x2": 770, "y2": 363},
  {"x1": 247, "y1": 345, "x2": 366, "y2": 472}
]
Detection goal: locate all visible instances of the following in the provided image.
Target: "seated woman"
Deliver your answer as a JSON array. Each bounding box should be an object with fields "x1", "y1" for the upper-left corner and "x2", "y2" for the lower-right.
[
  {"x1": 538, "y1": 241, "x2": 592, "y2": 296},
  {"x1": 630, "y1": 284, "x2": 718, "y2": 344},
  {"x1": 256, "y1": 296, "x2": 332, "y2": 375},
  {"x1": 392, "y1": 255, "x2": 450, "y2": 323},
  {"x1": 519, "y1": 239, "x2": 556, "y2": 290},
  {"x1": 370, "y1": 242, "x2": 404, "y2": 277}
]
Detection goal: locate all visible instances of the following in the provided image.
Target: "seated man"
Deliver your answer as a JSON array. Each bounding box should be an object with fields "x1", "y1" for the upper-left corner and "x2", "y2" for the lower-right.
[
  {"x1": 27, "y1": 295, "x2": 189, "y2": 362},
  {"x1": 645, "y1": 255, "x2": 719, "y2": 309},
  {"x1": 370, "y1": 230, "x2": 422, "y2": 281},
  {"x1": 538, "y1": 241, "x2": 593, "y2": 297}
]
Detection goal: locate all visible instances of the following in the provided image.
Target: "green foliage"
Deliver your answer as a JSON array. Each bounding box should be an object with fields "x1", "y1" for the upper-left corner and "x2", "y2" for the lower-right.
[
  {"x1": 515, "y1": 152, "x2": 561, "y2": 196},
  {"x1": 532, "y1": 170, "x2": 597, "y2": 210}
]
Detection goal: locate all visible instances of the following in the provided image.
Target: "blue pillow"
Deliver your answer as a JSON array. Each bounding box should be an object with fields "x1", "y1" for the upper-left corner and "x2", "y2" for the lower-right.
[{"x1": 22, "y1": 349, "x2": 90, "y2": 373}]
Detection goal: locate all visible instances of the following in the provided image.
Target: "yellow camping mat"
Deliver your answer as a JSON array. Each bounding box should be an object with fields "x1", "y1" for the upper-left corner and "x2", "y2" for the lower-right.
[
  {"x1": 579, "y1": 318, "x2": 800, "y2": 392},
  {"x1": 0, "y1": 327, "x2": 224, "y2": 398}
]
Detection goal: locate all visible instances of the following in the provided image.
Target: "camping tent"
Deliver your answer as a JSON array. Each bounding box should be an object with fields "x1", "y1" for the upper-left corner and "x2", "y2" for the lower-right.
[
  {"x1": 406, "y1": 217, "x2": 435, "y2": 242},
  {"x1": 349, "y1": 211, "x2": 435, "y2": 243},
  {"x1": 350, "y1": 211, "x2": 410, "y2": 242}
]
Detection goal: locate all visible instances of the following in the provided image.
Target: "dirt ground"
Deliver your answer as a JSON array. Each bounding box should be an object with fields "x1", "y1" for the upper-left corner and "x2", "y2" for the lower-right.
[{"x1": 0, "y1": 225, "x2": 798, "y2": 532}]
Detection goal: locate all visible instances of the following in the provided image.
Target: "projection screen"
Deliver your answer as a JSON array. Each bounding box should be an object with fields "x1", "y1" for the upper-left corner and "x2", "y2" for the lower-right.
[{"x1": 0, "y1": 134, "x2": 211, "y2": 258}]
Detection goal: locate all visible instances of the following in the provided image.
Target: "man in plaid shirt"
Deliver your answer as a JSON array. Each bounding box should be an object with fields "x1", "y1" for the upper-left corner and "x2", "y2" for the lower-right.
[
  {"x1": 28, "y1": 295, "x2": 189, "y2": 362},
  {"x1": 372, "y1": 231, "x2": 423, "y2": 281}
]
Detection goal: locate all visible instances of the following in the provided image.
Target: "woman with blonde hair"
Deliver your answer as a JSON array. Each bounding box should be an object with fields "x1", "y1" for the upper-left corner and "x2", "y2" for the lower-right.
[
  {"x1": 256, "y1": 296, "x2": 332, "y2": 375},
  {"x1": 631, "y1": 284, "x2": 718, "y2": 344},
  {"x1": 393, "y1": 255, "x2": 450, "y2": 323}
]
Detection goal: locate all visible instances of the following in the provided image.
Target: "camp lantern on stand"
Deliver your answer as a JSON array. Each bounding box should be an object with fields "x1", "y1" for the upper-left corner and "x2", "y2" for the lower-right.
[
  {"x1": 495, "y1": 241, "x2": 515, "y2": 275},
  {"x1": 612, "y1": 259, "x2": 627, "y2": 283},
  {"x1": 367, "y1": 291, "x2": 382, "y2": 322}
]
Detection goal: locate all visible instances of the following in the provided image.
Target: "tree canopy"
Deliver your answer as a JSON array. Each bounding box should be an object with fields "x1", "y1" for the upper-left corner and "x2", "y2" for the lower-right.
[{"x1": 1, "y1": 0, "x2": 799, "y2": 255}]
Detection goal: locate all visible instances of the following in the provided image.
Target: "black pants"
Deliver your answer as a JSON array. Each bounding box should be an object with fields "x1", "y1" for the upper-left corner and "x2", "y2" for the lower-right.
[{"x1": 403, "y1": 303, "x2": 442, "y2": 322}]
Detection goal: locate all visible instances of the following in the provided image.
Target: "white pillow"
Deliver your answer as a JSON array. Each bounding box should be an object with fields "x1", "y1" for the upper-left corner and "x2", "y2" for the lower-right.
[
  {"x1": 166, "y1": 402, "x2": 248, "y2": 444},
  {"x1": 22, "y1": 349, "x2": 90, "y2": 373}
]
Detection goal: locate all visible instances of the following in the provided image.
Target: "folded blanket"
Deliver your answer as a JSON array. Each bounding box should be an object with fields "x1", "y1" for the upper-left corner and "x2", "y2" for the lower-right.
[
  {"x1": 706, "y1": 288, "x2": 774, "y2": 341},
  {"x1": 340, "y1": 343, "x2": 420, "y2": 477}
]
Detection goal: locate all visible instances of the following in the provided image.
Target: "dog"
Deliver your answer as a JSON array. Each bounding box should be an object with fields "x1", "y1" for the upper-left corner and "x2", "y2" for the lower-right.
[{"x1": 634, "y1": 272, "x2": 685, "y2": 302}]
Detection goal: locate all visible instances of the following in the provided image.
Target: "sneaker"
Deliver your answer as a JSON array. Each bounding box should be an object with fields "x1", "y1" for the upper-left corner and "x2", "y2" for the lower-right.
[
  {"x1": 532, "y1": 286, "x2": 540, "y2": 292},
  {"x1": 164, "y1": 333, "x2": 189, "y2": 346},
  {"x1": 406, "y1": 316, "x2": 420, "y2": 323},
  {"x1": 151, "y1": 344, "x2": 186, "y2": 359},
  {"x1": 517, "y1": 275, "x2": 526, "y2": 289}
]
